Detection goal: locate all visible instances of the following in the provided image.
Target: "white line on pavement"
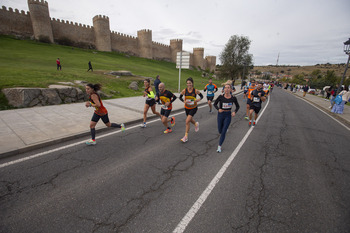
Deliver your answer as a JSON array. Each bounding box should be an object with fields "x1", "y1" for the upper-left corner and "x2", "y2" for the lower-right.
[{"x1": 173, "y1": 97, "x2": 270, "y2": 233}]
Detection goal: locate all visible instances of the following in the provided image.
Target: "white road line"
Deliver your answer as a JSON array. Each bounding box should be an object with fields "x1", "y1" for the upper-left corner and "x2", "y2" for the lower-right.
[
  {"x1": 0, "y1": 96, "x2": 240, "y2": 169},
  {"x1": 173, "y1": 97, "x2": 270, "y2": 233}
]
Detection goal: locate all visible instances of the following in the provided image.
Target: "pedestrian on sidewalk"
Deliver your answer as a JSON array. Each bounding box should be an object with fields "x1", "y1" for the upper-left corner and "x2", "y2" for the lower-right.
[
  {"x1": 154, "y1": 75, "x2": 161, "y2": 104},
  {"x1": 87, "y1": 61, "x2": 93, "y2": 72},
  {"x1": 141, "y1": 78, "x2": 161, "y2": 128},
  {"x1": 56, "y1": 58, "x2": 62, "y2": 70},
  {"x1": 85, "y1": 83, "x2": 125, "y2": 145},
  {"x1": 302, "y1": 85, "x2": 309, "y2": 97},
  {"x1": 331, "y1": 86, "x2": 350, "y2": 114}
]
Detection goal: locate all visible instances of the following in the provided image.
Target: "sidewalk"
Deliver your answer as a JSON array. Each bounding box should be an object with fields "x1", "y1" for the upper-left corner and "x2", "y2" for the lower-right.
[
  {"x1": 285, "y1": 88, "x2": 350, "y2": 128},
  {"x1": 0, "y1": 86, "x2": 242, "y2": 158}
]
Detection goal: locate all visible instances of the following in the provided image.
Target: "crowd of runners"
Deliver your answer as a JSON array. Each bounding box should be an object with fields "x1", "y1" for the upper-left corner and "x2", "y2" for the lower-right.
[{"x1": 84, "y1": 77, "x2": 274, "y2": 152}]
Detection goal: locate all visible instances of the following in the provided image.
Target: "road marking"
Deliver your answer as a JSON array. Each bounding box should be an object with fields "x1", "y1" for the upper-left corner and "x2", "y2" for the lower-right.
[
  {"x1": 173, "y1": 97, "x2": 270, "y2": 233},
  {"x1": 0, "y1": 94, "x2": 243, "y2": 169}
]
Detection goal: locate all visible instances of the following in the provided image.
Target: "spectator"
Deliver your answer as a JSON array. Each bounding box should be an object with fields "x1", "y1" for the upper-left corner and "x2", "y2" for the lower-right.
[
  {"x1": 154, "y1": 75, "x2": 161, "y2": 104},
  {"x1": 302, "y1": 85, "x2": 309, "y2": 97},
  {"x1": 56, "y1": 58, "x2": 62, "y2": 70},
  {"x1": 331, "y1": 86, "x2": 350, "y2": 114},
  {"x1": 87, "y1": 61, "x2": 93, "y2": 72}
]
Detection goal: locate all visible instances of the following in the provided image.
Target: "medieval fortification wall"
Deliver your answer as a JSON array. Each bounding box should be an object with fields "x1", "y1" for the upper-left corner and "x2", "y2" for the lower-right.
[{"x1": 0, "y1": 0, "x2": 216, "y2": 71}]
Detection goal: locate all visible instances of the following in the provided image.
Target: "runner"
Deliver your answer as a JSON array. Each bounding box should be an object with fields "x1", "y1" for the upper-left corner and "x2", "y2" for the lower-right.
[
  {"x1": 203, "y1": 78, "x2": 218, "y2": 113},
  {"x1": 243, "y1": 81, "x2": 249, "y2": 99},
  {"x1": 263, "y1": 82, "x2": 270, "y2": 98},
  {"x1": 214, "y1": 83, "x2": 240, "y2": 153},
  {"x1": 155, "y1": 82, "x2": 177, "y2": 133},
  {"x1": 245, "y1": 79, "x2": 257, "y2": 120},
  {"x1": 179, "y1": 77, "x2": 203, "y2": 142},
  {"x1": 141, "y1": 78, "x2": 161, "y2": 128},
  {"x1": 85, "y1": 83, "x2": 125, "y2": 145},
  {"x1": 248, "y1": 82, "x2": 266, "y2": 126}
]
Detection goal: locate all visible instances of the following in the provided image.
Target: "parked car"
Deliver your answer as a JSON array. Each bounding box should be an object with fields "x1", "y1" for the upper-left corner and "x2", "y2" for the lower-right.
[{"x1": 308, "y1": 88, "x2": 316, "y2": 95}]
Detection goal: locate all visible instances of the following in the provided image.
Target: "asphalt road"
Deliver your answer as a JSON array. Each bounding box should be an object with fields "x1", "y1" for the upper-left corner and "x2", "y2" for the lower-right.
[{"x1": 1, "y1": 88, "x2": 349, "y2": 233}]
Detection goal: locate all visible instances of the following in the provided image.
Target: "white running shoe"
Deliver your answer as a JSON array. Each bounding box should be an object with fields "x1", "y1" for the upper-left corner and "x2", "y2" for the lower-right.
[
  {"x1": 86, "y1": 139, "x2": 96, "y2": 145},
  {"x1": 140, "y1": 123, "x2": 147, "y2": 128},
  {"x1": 195, "y1": 122, "x2": 199, "y2": 132},
  {"x1": 217, "y1": 145, "x2": 221, "y2": 153}
]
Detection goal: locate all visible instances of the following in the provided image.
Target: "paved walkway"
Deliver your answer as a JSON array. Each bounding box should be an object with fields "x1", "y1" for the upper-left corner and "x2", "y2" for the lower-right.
[{"x1": 1, "y1": 86, "x2": 349, "y2": 158}]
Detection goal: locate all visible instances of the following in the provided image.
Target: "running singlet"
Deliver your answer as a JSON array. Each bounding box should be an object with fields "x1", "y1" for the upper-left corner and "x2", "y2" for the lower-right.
[
  {"x1": 250, "y1": 89, "x2": 266, "y2": 106},
  {"x1": 184, "y1": 88, "x2": 198, "y2": 109},
  {"x1": 214, "y1": 95, "x2": 240, "y2": 112},
  {"x1": 247, "y1": 84, "x2": 256, "y2": 99},
  {"x1": 145, "y1": 87, "x2": 155, "y2": 100},
  {"x1": 204, "y1": 84, "x2": 217, "y2": 97},
  {"x1": 159, "y1": 90, "x2": 176, "y2": 110},
  {"x1": 89, "y1": 93, "x2": 108, "y2": 116}
]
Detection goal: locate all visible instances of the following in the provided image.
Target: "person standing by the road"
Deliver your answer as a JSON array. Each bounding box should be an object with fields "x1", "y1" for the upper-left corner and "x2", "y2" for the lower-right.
[
  {"x1": 303, "y1": 85, "x2": 309, "y2": 97},
  {"x1": 154, "y1": 75, "x2": 161, "y2": 104},
  {"x1": 141, "y1": 79, "x2": 161, "y2": 128},
  {"x1": 155, "y1": 83, "x2": 176, "y2": 133},
  {"x1": 87, "y1": 61, "x2": 93, "y2": 72},
  {"x1": 179, "y1": 77, "x2": 203, "y2": 142},
  {"x1": 245, "y1": 79, "x2": 256, "y2": 120},
  {"x1": 248, "y1": 82, "x2": 266, "y2": 126},
  {"x1": 214, "y1": 83, "x2": 240, "y2": 153},
  {"x1": 331, "y1": 86, "x2": 350, "y2": 114},
  {"x1": 56, "y1": 58, "x2": 62, "y2": 71},
  {"x1": 203, "y1": 78, "x2": 218, "y2": 113},
  {"x1": 85, "y1": 83, "x2": 125, "y2": 145}
]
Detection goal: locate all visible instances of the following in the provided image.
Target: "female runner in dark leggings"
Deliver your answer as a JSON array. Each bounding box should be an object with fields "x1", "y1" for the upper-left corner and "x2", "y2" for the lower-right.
[
  {"x1": 85, "y1": 83, "x2": 125, "y2": 145},
  {"x1": 214, "y1": 83, "x2": 240, "y2": 152}
]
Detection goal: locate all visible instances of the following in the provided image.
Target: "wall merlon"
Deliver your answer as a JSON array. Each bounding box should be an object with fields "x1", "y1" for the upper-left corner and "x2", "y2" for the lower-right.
[
  {"x1": 170, "y1": 39, "x2": 183, "y2": 42},
  {"x1": 193, "y1": 47, "x2": 204, "y2": 51},
  {"x1": 93, "y1": 15, "x2": 109, "y2": 22},
  {"x1": 28, "y1": 0, "x2": 48, "y2": 7}
]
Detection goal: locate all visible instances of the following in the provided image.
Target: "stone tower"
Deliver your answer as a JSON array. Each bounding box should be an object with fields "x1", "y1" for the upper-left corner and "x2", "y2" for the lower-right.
[
  {"x1": 137, "y1": 29, "x2": 152, "y2": 59},
  {"x1": 206, "y1": 56, "x2": 216, "y2": 72},
  {"x1": 27, "y1": 0, "x2": 53, "y2": 43},
  {"x1": 193, "y1": 48, "x2": 204, "y2": 69},
  {"x1": 170, "y1": 39, "x2": 183, "y2": 63},
  {"x1": 93, "y1": 15, "x2": 111, "y2": 52}
]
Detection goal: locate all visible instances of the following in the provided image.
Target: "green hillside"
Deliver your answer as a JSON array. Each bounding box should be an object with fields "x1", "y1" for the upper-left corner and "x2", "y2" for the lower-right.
[{"x1": 0, "y1": 35, "x2": 209, "y2": 110}]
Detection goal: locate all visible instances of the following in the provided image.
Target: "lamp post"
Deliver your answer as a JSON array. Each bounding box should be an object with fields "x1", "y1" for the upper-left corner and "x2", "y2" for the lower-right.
[{"x1": 338, "y1": 38, "x2": 350, "y2": 94}]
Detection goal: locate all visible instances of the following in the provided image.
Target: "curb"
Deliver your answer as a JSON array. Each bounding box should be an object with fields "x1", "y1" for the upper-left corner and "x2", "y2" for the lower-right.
[{"x1": 0, "y1": 90, "x2": 244, "y2": 160}]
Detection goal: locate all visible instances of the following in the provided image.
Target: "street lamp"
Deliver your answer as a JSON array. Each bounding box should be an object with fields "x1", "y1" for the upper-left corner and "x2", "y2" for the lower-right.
[{"x1": 338, "y1": 38, "x2": 350, "y2": 94}]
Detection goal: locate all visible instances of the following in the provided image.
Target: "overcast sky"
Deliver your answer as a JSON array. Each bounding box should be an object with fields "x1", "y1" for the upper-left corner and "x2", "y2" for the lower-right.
[{"x1": 3, "y1": 0, "x2": 350, "y2": 65}]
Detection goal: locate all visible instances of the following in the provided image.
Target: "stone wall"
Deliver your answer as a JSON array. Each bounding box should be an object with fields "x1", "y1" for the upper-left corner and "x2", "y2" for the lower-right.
[
  {"x1": 2, "y1": 86, "x2": 86, "y2": 108},
  {"x1": 0, "y1": 6, "x2": 33, "y2": 37}
]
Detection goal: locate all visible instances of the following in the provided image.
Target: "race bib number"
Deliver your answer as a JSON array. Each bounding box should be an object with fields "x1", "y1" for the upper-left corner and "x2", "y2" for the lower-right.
[
  {"x1": 222, "y1": 103, "x2": 232, "y2": 109},
  {"x1": 253, "y1": 97, "x2": 260, "y2": 102},
  {"x1": 208, "y1": 91, "x2": 213, "y2": 95},
  {"x1": 161, "y1": 105, "x2": 168, "y2": 110},
  {"x1": 186, "y1": 99, "x2": 194, "y2": 105}
]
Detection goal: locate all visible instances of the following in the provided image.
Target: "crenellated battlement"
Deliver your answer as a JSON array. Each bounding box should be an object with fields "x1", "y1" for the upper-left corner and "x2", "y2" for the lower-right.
[
  {"x1": 51, "y1": 17, "x2": 92, "y2": 29},
  {"x1": 193, "y1": 47, "x2": 204, "y2": 51},
  {"x1": 93, "y1": 15, "x2": 109, "y2": 22},
  {"x1": 1, "y1": 6, "x2": 30, "y2": 16},
  {"x1": 111, "y1": 31, "x2": 137, "y2": 40},
  {"x1": 170, "y1": 39, "x2": 183, "y2": 43},
  {"x1": 138, "y1": 29, "x2": 152, "y2": 34},
  {"x1": 152, "y1": 41, "x2": 170, "y2": 48},
  {"x1": 27, "y1": 0, "x2": 48, "y2": 7}
]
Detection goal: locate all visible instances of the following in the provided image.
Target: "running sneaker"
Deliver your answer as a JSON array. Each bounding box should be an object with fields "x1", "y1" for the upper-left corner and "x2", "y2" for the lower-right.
[
  {"x1": 195, "y1": 122, "x2": 199, "y2": 132},
  {"x1": 249, "y1": 121, "x2": 252, "y2": 127},
  {"x1": 181, "y1": 135, "x2": 188, "y2": 143},
  {"x1": 244, "y1": 116, "x2": 249, "y2": 120},
  {"x1": 217, "y1": 145, "x2": 222, "y2": 153},
  {"x1": 253, "y1": 121, "x2": 256, "y2": 126},
  {"x1": 170, "y1": 117, "x2": 175, "y2": 127},
  {"x1": 164, "y1": 128, "x2": 172, "y2": 134},
  {"x1": 121, "y1": 123, "x2": 125, "y2": 132},
  {"x1": 86, "y1": 139, "x2": 96, "y2": 145},
  {"x1": 140, "y1": 123, "x2": 147, "y2": 128}
]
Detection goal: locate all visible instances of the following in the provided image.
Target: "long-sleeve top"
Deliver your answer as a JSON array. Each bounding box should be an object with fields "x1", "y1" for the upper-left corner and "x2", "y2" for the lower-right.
[{"x1": 214, "y1": 94, "x2": 240, "y2": 113}]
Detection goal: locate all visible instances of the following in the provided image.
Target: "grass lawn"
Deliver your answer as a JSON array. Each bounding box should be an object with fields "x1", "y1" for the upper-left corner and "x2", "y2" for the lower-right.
[{"x1": 0, "y1": 35, "x2": 213, "y2": 110}]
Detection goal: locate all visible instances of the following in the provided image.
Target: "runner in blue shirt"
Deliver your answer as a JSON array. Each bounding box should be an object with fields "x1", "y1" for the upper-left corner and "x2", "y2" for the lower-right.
[{"x1": 204, "y1": 78, "x2": 218, "y2": 113}]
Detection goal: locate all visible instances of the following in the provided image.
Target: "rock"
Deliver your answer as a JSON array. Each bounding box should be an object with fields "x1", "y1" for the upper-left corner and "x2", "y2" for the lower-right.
[
  {"x1": 2, "y1": 88, "x2": 41, "y2": 107},
  {"x1": 41, "y1": 89, "x2": 61, "y2": 105},
  {"x1": 106, "y1": 71, "x2": 133, "y2": 76},
  {"x1": 128, "y1": 81, "x2": 139, "y2": 91},
  {"x1": 57, "y1": 82, "x2": 75, "y2": 86}
]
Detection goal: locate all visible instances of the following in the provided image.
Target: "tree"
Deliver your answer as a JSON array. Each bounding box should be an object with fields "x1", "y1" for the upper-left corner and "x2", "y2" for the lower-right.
[{"x1": 219, "y1": 35, "x2": 253, "y2": 80}]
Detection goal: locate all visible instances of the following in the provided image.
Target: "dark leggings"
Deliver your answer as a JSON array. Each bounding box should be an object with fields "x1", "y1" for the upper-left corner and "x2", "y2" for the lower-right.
[{"x1": 217, "y1": 111, "x2": 232, "y2": 146}]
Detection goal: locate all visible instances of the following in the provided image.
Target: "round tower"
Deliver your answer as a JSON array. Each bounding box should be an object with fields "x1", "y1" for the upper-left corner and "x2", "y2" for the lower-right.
[
  {"x1": 193, "y1": 48, "x2": 204, "y2": 69},
  {"x1": 27, "y1": 0, "x2": 53, "y2": 43},
  {"x1": 93, "y1": 15, "x2": 111, "y2": 52},
  {"x1": 137, "y1": 29, "x2": 152, "y2": 59},
  {"x1": 170, "y1": 39, "x2": 183, "y2": 63},
  {"x1": 206, "y1": 56, "x2": 217, "y2": 72}
]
